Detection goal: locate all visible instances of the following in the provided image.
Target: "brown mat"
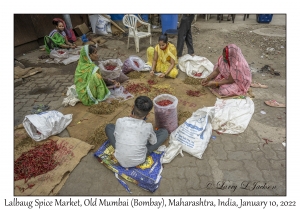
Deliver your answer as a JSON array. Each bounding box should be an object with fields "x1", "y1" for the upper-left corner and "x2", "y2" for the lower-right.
[
  {"x1": 14, "y1": 66, "x2": 42, "y2": 79},
  {"x1": 14, "y1": 135, "x2": 93, "y2": 195},
  {"x1": 60, "y1": 102, "x2": 131, "y2": 145}
]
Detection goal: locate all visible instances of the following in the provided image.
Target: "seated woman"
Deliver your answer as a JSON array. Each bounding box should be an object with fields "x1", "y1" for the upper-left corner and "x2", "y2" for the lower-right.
[
  {"x1": 201, "y1": 44, "x2": 252, "y2": 97},
  {"x1": 44, "y1": 19, "x2": 76, "y2": 54},
  {"x1": 147, "y1": 34, "x2": 178, "y2": 78},
  {"x1": 74, "y1": 45, "x2": 120, "y2": 106}
]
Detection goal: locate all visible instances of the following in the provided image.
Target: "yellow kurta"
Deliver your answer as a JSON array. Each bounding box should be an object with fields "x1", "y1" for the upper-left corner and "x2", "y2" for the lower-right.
[{"x1": 147, "y1": 42, "x2": 178, "y2": 78}]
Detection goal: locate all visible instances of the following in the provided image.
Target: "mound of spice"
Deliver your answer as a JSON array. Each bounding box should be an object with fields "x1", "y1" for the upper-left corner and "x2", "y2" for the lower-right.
[
  {"x1": 14, "y1": 139, "x2": 59, "y2": 183},
  {"x1": 88, "y1": 100, "x2": 121, "y2": 115},
  {"x1": 127, "y1": 71, "x2": 143, "y2": 79},
  {"x1": 183, "y1": 77, "x2": 202, "y2": 85},
  {"x1": 87, "y1": 124, "x2": 108, "y2": 147},
  {"x1": 157, "y1": 100, "x2": 173, "y2": 106},
  {"x1": 105, "y1": 64, "x2": 116, "y2": 71},
  {"x1": 125, "y1": 82, "x2": 150, "y2": 94},
  {"x1": 57, "y1": 50, "x2": 65, "y2": 54}
]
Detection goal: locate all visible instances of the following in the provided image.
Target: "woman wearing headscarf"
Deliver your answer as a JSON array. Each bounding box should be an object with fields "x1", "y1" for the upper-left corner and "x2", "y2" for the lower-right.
[
  {"x1": 74, "y1": 45, "x2": 119, "y2": 105},
  {"x1": 201, "y1": 44, "x2": 252, "y2": 96}
]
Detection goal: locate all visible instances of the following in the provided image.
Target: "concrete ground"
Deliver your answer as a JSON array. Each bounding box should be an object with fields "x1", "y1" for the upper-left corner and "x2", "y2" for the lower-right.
[{"x1": 14, "y1": 14, "x2": 286, "y2": 196}]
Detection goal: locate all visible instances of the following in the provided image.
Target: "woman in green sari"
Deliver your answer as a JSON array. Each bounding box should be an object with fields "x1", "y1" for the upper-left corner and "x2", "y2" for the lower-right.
[
  {"x1": 75, "y1": 45, "x2": 119, "y2": 106},
  {"x1": 44, "y1": 20, "x2": 76, "y2": 54}
]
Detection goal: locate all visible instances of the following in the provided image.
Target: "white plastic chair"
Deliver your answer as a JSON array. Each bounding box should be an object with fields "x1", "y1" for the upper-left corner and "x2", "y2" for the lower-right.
[{"x1": 122, "y1": 14, "x2": 152, "y2": 53}]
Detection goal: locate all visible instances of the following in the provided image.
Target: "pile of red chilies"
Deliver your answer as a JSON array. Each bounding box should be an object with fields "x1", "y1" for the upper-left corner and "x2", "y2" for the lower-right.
[
  {"x1": 105, "y1": 65, "x2": 116, "y2": 71},
  {"x1": 14, "y1": 140, "x2": 59, "y2": 183},
  {"x1": 125, "y1": 83, "x2": 150, "y2": 94},
  {"x1": 157, "y1": 100, "x2": 173, "y2": 106}
]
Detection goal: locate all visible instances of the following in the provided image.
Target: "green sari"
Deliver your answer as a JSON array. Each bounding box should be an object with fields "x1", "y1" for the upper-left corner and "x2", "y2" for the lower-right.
[
  {"x1": 44, "y1": 30, "x2": 66, "y2": 54},
  {"x1": 74, "y1": 45, "x2": 110, "y2": 106}
]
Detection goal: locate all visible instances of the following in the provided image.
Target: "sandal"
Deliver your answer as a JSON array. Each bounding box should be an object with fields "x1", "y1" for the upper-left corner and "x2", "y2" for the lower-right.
[
  {"x1": 250, "y1": 81, "x2": 268, "y2": 88},
  {"x1": 264, "y1": 100, "x2": 286, "y2": 108}
]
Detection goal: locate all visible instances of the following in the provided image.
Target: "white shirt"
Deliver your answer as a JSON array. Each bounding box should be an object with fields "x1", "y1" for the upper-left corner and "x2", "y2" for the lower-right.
[{"x1": 114, "y1": 117, "x2": 157, "y2": 167}]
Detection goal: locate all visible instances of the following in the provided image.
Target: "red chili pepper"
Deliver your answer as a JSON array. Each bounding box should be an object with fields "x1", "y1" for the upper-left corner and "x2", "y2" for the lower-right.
[
  {"x1": 193, "y1": 72, "x2": 202, "y2": 77},
  {"x1": 157, "y1": 100, "x2": 173, "y2": 106},
  {"x1": 105, "y1": 64, "x2": 116, "y2": 71},
  {"x1": 133, "y1": 61, "x2": 139, "y2": 68}
]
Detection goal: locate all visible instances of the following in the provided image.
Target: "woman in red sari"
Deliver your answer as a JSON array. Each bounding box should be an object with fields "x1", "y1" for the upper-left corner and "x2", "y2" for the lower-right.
[{"x1": 202, "y1": 44, "x2": 252, "y2": 96}]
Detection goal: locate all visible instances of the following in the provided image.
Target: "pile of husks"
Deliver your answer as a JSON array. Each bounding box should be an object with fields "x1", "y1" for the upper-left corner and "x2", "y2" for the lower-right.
[
  {"x1": 178, "y1": 110, "x2": 192, "y2": 124},
  {"x1": 183, "y1": 77, "x2": 202, "y2": 85},
  {"x1": 88, "y1": 100, "x2": 122, "y2": 115},
  {"x1": 127, "y1": 71, "x2": 144, "y2": 79},
  {"x1": 87, "y1": 124, "x2": 108, "y2": 147}
]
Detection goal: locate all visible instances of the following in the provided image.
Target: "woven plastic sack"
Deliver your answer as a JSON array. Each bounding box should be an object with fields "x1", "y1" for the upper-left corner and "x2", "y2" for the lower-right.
[
  {"x1": 23, "y1": 110, "x2": 73, "y2": 141},
  {"x1": 128, "y1": 56, "x2": 145, "y2": 71},
  {"x1": 153, "y1": 94, "x2": 178, "y2": 133},
  {"x1": 169, "y1": 107, "x2": 214, "y2": 159},
  {"x1": 99, "y1": 59, "x2": 123, "y2": 80}
]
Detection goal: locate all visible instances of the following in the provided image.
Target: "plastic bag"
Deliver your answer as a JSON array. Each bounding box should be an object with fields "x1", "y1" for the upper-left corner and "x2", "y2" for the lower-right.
[
  {"x1": 211, "y1": 97, "x2": 254, "y2": 134},
  {"x1": 114, "y1": 72, "x2": 129, "y2": 83},
  {"x1": 108, "y1": 86, "x2": 134, "y2": 101},
  {"x1": 23, "y1": 110, "x2": 73, "y2": 141},
  {"x1": 49, "y1": 49, "x2": 69, "y2": 60},
  {"x1": 128, "y1": 56, "x2": 145, "y2": 71},
  {"x1": 153, "y1": 94, "x2": 178, "y2": 133},
  {"x1": 62, "y1": 55, "x2": 80, "y2": 65},
  {"x1": 62, "y1": 85, "x2": 80, "y2": 107},
  {"x1": 121, "y1": 58, "x2": 134, "y2": 74},
  {"x1": 99, "y1": 59, "x2": 123, "y2": 80},
  {"x1": 169, "y1": 107, "x2": 214, "y2": 159},
  {"x1": 178, "y1": 54, "x2": 214, "y2": 78}
]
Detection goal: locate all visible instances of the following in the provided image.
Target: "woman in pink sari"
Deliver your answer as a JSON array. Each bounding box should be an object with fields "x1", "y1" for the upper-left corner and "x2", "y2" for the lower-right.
[{"x1": 202, "y1": 44, "x2": 252, "y2": 96}]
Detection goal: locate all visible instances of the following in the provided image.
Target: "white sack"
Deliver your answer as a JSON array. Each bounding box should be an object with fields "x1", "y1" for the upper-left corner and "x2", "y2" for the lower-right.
[
  {"x1": 169, "y1": 107, "x2": 215, "y2": 159},
  {"x1": 23, "y1": 110, "x2": 73, "y2": 141},
  {"x1": 178, "y1": 54, "x2": 214, "y2": 78},
  {"x1": 211, "y1": 97, "x2": 255, "y2": 134}
]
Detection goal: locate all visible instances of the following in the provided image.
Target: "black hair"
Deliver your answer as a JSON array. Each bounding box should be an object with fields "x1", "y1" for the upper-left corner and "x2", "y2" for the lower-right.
[
  {"x1": 133, "y1": 96, "x2": 153, "y2": 118},
  {"x1": 52, "y1": 20, "x2": 63, "y2": 26},
  {"x1": 158, "y1": 33, "x2": 168, "y2": 43},
  {"x1": 88, "y1": 45, "x2": 97, "y2": 54}
]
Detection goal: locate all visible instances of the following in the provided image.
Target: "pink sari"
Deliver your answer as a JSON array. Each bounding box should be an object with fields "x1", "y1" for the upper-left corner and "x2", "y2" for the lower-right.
[{"x1": 213, "y1": 44, "x2": 252, "y2": 96}]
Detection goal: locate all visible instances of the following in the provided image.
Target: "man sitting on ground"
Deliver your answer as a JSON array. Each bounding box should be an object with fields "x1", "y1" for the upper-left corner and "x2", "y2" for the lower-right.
[{"x1": 105, "y1": 96, "x2": 168, "y2": 168}]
